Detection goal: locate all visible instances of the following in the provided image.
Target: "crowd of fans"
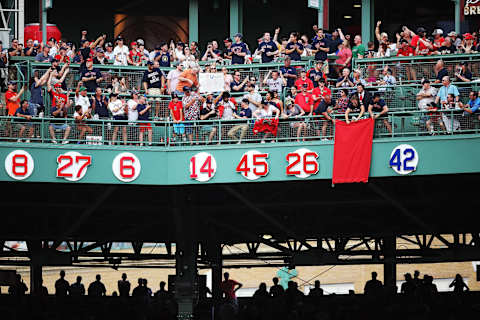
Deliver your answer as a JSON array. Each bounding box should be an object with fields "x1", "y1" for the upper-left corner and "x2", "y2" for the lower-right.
[
  {"x1": 3, "y1": 269, "x2": 475, "y2": 320},
  {"x1": 1, "y1": 23, "x2": 480, "y2": 145}
]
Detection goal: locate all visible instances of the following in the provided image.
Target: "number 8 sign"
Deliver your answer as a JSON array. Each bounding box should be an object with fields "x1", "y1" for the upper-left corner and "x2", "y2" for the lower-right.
[
  {"x1": 389, "y1": 144, "x2": 419, "y2": 175},
  {"x1": 4, "y1": 150, "x2": 34, "y2": 180}
]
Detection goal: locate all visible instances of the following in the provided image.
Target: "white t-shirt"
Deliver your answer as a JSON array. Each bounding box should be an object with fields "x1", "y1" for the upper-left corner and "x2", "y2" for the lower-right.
[
  {"x1": 73, "y1": 111, "x2": 81, "y2": 120},
  {"x1": 104, "y1": 51, "x2": 115, "y2": 61},
  {"x1": 167, "y1": 69, "x2": 182, "y2": 93},
  {"x1": 418, "y1": 87, "x2": 437, "y2": 111},
  {"x1": 75, "y1": 94, "x2": 91, "y2": 114},
  {"x1": 108, "y1": 100, "x2": 124, "y2": 116},
  {"x1": 220, "y1": 101, "x2": 236, "y2": 120},
  {"x1": 113, "y1": 45, "x2": 129, "y2": 66},
  {"x1": 266, "y1": 78, "x2": 283, "y2": 94},
  {"x1": 242, "y1": 92, "x2": 262, "y2": 113},
  {"x1": 256, "y1": 104, "x2": 278, "y2": 118},
  {"x1": 127, "y1": 99, "x2": 138, "y2": 122},
  {"x1": 175, "y1": 49, "x2": 185, "y2": 62}
]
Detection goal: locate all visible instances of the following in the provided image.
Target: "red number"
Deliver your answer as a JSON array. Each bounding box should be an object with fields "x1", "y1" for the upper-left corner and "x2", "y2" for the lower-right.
[
  {"x1": 120, "y1": 156, "x2": 135, "y2": 178},
  {"x1": 12, "y1": 155, "x2": 28, "y2": 176},
  {"x1": 76, "y1": 156, "x2": 92, "y2": 178},
  {"x1": 286, "y1": 153, "x2": 301, "y2": 175},
  {"x1": 200, "y1": 156, "x2": 214, "y2": 178},
  {"x1": 303, "y1": 152, "x2": 319, "y2": 175},
  {"x1": 253, "y1": 154, "x2": 268, "y2": 176},
  {"x1": 190, "y1": 157, "x2": 198, "y2": 178},
  {"x1": 236, "y1": 154, "x2": 250, "y2": 176},
  {"x1": 56, "y1": 155, "x2": 73, "y2": 177}
]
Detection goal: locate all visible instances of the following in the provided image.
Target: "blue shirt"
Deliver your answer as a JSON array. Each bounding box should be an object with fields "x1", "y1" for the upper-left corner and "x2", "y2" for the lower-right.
[
  {"x1": 136, "y1": 104, "x2": 151, "y2": 121},
  {"x1": 437, "y1": 84, "x2": 459, "y2": 102},
  {"x1": 258, "y1": 41, "x2": 278, "y2": 63},
  {"x1": 467, "y1": 97, "x2": 480, "y2": 114},
  {"x1": 29, "y1": 82, "x2": 43, "y2": 106},
  {"x1": 285, "y1": 41, "x2": 304, "y2": 61},
  {"x1": 156, "y1": 52, "x2": 171, "y2": 67},
  {"x1": 280, "y1": 66, "x2": 297, "y2": 88},
  {"x1": 15, "y1": 107, "x2": 32, "y2": 118},
  {"x1": 236, "y1": 107, "x2": 252, "y2": 118},
  {"x1": 231, "y1": 42, "x2": 247, "y2": 64},
  {"x1": 312, "y1": 39, "x2": 328, "y2": 61}
]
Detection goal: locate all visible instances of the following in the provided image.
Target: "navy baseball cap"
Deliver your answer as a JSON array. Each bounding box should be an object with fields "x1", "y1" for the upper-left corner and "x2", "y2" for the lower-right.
[
  {"x1": 234, "y1": 33, "x2": 243, "y2": 39},
  {"x1": 183, "y1": 86, "x2": 191, "y2": 92},
  {"x1": 147, "y1": 61, "x2": 153, "y2": 65}
]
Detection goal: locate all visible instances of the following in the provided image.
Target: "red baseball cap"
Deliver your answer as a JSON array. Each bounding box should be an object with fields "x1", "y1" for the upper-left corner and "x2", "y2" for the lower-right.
[
  {"x1": 54, "y1": 83, "x2": 62, "y2": 88},
  {"x1": 86, "y1": 58, "x2": 93, "y2": 62},
  {"x1": 131, "y1": 41, "x2": 137, "y2": 46},
  {"x1": 464, "y1": 33, "x2": 474, "y2": 40}
]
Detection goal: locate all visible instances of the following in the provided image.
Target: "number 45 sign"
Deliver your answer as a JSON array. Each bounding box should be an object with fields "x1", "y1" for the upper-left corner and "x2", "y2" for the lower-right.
[{"x1": 389, "y1": 144, "x2": 419, "y2": 175}]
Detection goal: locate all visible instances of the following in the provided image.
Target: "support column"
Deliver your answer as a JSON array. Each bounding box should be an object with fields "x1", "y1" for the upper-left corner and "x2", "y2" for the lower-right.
[
  {"x1": 361, "y1": 0, "x2": 374, "y2": 44},
  {"x1": 383, "y1": 235, "x2": 396, "y2": 294},
  {"x1": 229, "y1": 0, "x2": 243, "y2": 37},
  {"x1": 27, "y1": 240, "x2": 43, "y2": 295},
  {"x1": 173, "y1": 189, "x2": 197, "y2": 320},
  {"x1": 317, "y1": 0, "x2": 324, "y2": 31},
  {"x1": 454, "y1": 0, "x2": 461, "y2": 34},
  {"x1": 188, "y1": 0, "x2": 199, "y2": 44},
  {"x1": 41, "y1": 0, "x2": 47, "y2": 44},
  {"x1": 208, "y1": 242, "x2": 222, "y2": 304}
]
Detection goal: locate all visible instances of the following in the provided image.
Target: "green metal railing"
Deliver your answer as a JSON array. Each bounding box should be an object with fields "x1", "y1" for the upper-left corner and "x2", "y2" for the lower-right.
[
  {"x1": 353, "y1": 53, "x2": 480, "y2": 84},
  {"x1": 1, "y1": 110, "x2": 478, "y2": 146}
]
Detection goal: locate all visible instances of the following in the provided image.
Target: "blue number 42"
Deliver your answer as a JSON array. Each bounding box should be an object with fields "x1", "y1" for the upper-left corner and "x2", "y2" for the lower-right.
[{"x1": 390, "y1": 148, "x2": 415, "y2": 171}]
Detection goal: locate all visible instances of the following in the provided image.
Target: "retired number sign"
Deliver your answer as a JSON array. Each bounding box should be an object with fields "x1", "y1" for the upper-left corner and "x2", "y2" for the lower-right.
[
  {"x1": 56, "y1": 152, "x2": 92, "y2": 181},
  {"x1": 285, "y1": 148, "x2": 319, "y2": 178},
  {"x1": 236, "y1": 150, "x2": 269, "y2": 180},
  {"x1": 389, "y1": 144, "x2": 418, "y2": 175},
  {"x1": 4, "y1": 150, "x2": 34, "y2": 180},
  {"x1": 190, "y1": 152, "x2": 217, "y2": 182}
]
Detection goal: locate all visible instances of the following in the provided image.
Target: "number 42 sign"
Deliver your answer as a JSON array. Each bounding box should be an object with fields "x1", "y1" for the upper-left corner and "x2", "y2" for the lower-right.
[{"x1": 389, "y1": 144, "x2": 419, "y2": 175}]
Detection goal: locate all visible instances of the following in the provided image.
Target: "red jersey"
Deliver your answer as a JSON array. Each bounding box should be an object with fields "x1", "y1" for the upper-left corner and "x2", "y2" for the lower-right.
[
  {"x1": 294, "y1": 92, "x2": 314, "y2": 113},
  {"x1": 397, "y1": 47, "x2": 415, "y2": 57},
  {"x1": 169, "y1": 101, "x2": 184, "y2": 121},
  {"x1": 129, "y1": 50, "x2": 143, "y2": 64},
  {"x1": 5, "y1": 90, "x2": 19, "y2": 116},
  {"x1": 221, "y1": 279, "x2": 240, "y2": 300},
  {"x1": 312, "y1": 86, "x2": 331, "y2": 109},
  {"x1": 295, "y1": 78, "x2": 314, "y2": 91},
  {"x1": 54, "y1": 54, "x2": 71, "y2": 63},
  {"x1": 49, "y1": 89, "x2": 68, "y2": 108},
  {"x1": 433, "y1": 37, "x2": 445, "y2": 50},
  {"x1": 411, "y1": 35, "x2": 431, "y2": 56}
]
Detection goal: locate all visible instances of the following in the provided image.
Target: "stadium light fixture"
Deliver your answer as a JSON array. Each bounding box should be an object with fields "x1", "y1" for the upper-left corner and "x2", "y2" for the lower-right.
[
  {"x1": 353, "y1": 4, "x2": 361, "y2": 8},
  {"x1": 262, "y1": 234, "x2": 273, "y2": 240},
  {"x1": 344, "y1": 15, "x2": 353, "y2": 19}
]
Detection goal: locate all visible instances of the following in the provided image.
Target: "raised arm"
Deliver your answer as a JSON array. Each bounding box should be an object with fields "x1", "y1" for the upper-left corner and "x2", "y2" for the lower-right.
[{"x1": 375, "y1": 21, "x2": 382, "y2": 42}]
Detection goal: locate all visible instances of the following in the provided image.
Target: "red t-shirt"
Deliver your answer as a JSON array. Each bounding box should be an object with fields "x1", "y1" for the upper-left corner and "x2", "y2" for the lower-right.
[
  {"x1": 294, "y1": 92, "x2": 314, "y2": 113},
  {"x1": 129, "y1": 50, "x2": 143, "y2": 64},
  {"x1": 49, "y1": 89, "x2": 67, "y2": 108},
  {"x1": 5, "y1": 90, "x2": 19, "y2": 116},
  {"x1": 433, "y1": 37, "x2": 445, "y2": 50},
  {"x1": 169, "y1": 101, "x2": 184, "y2": 121},
  {"x1": 411, "y1": 35, "x2": 431, "y2": 56},
  {"x1": 312, "y1": 86, "x2": 331, "y2": 109},
  {"x1": 397, "y1": 47, "x2": 415, "y2": 57},
  {"x1": 54, "y1": 54, "x2": 70, "y2": 63},
  {"x1": 295, "y1": 78, "x2": 314, "y2": 91},
  {"x1": 221, "y1": 280, "x2": 240, "y2": 300}
]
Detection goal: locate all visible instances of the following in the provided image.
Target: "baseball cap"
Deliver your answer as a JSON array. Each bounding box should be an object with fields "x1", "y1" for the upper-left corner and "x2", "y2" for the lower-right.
[
  {"x1": 96, "y1": 47, "x2": 104, "y2": 53},
  {"x1": 116, "y1": 36, "x2": 124, "y2": 41},
  {"x1": 131, "y1": 90, "x2": 139, "y2": 97},
  {"x1": 448, "y1": 31, "x2": 457, "y2": 37},
  {"x1": 177, "y1": 42, "x2": 184, "y2": 46},
  {"x1": 171, "y1": 92, "x2": 179, "y2": 99},
  {"x1": 130, "y1": 41, "x2": 137, "y2": 46},
  {"x1": 223, "y1": 37, "x2": 232, "y2": 43},
  {"x1": 7, "y1": 81, "x2": 16, "y2": 86},
  {"x1": 59, "y1": 46, "x2": 66, "y2": 51},
  {"x1": 54, "y1": 83, "x2": 62, "y2": 88},
  {"x1": 183, "y1": 86, "x2": 191, "y2": 92},
  {"x1": 86, "y1": 58, "x2": 93, "y2": 62},
  {"x1": 234, "y1": 33, "x2": 243, "y2": 39},
  {"x1": 137, "y1": 39, "x2": 144, "y2": 46},
  {"x1": 105, "y1": 42, "x2": 113, "y2": 47},
  {"x1": 79, "y1": 86, "x2": 87, "y2": 92},
  {"x1": 146, "y1": 61, "x2": 153, "y2": 65},
  {"x1": 416, "y1": 27, "x2": 426, "y2": 34},
  {"x1": 49, "y1": 37, "x2": 56, "y2": 42},
  {"x1": 421, "y1": 78, "x2": 430, "y2": 84},
  {"x1": 464, "y1": 33, "x2": 474, "y2": 40},
  {"x1": 432, "y1": 28, "x2": 443, "y2": 36}
]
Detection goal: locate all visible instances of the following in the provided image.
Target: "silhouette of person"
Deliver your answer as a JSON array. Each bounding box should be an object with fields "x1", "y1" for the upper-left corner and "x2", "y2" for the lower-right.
[
  {"x1": 285, "y1": 281, "x2": 304, "y2": 306},
  {"x1": 88, "y1": 274, "x2": 106, "y2": 296},
  {"x1": 400, "y1": 273, "x2": 416, "y2": 296},
  {"x1": 142, "y1": 278, "x2": 152, "y2": 297},
  {"x1": 39, "y1": 278, "x2": 48, "y2": 296},
  {"x1": 450, "y1": 274, "x2": 469, "y2": 294},
  {"x1": 8, "y1": 274, "x2": 28, "y2": 296},
  {"x1": 413, "y1": 270, "x2": 422, "y2": 288},
  {"x1": 220, "y1": 272, "x2": 242, "y2": 304},
  {"x1": 118, "y1": 273, "x2": 131, "y2": 297},
  {"x1": 309, "y1": 280, "x2": 324, "y2": 297},
  {"x1": 155, "y1": 281, "x2": 171, "y2": 300},
  {"x1": 54, "y1": 270, "x2": 70, "y2": 296},
  {"x1": 70, "y1": 276, "x2": 86, "y2": 296},
  {"x1": 253, "y1": 282, "x2": 269, "y2": 300},
  {"x1": 364, "y1": 272, "x2": 383, "y2": 296},
  {"x1": 132, "y1": 278, "x2": 148, "y2": 297},
  {"x1": 269, "y1": 277, "x2": 284, "y2": 298}
]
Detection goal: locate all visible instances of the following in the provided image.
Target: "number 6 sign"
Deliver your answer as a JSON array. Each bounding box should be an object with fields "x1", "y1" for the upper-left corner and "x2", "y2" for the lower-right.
[
  {"x1": 4, "y1": 150, "x2": 34, "y2": 180},
  {"x1": 112, "y1": 152, "x2": 141, "y2": 182}
]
